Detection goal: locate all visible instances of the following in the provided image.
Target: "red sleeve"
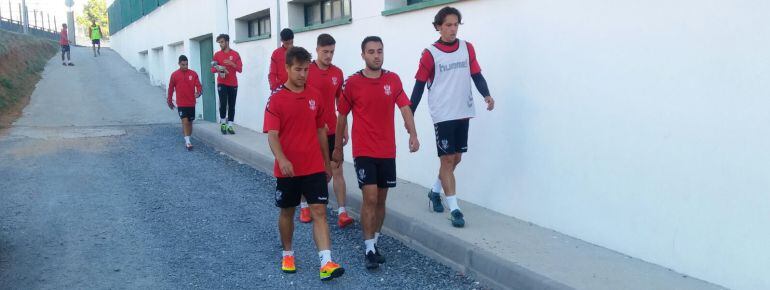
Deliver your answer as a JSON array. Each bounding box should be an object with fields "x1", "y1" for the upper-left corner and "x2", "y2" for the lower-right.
[
  {"x1": 338, "y1": 79, "x2": 353, "y2": 115},
  {"x1": 194, "y1": 72, "x2": 202, "y2": 93},
  {"x1": 414, "y1": 49, "x2": 434, "y2": 82},
  {"x1": 392, "y1": 74, "x2": 411, "y2": 108},
  {"x1": 268, "y1": 50, "x2": 280, "y2": 90},
  {"x1": 467, "y1": 42, "x2": 482, "y2": 74},
  {"x1": 167, "y1": 73, "x2": 175, "y2": 102},
  {"x1": 234, "y1": 51, "x2": 243, "y2": 73},
  {"x1": 210, "y1": 52, "x2": 218, "y2": 73},
  {"x1": 263, "y1": 96, "x2": 281, "y2": 133}
]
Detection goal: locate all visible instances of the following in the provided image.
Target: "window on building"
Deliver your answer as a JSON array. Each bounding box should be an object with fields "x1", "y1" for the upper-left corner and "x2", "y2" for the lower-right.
[
  {"x1": 235, "y1": 9, "x2": 271, "y2": 42},
  {"x1": 382, "y1": 0, "x2": 461, "y2": 16},
  {"x1": 248, "y1": 15, "x2": 271, "y2": 38},
  {"x1": 303, "y1": 0, "x2": 351, "y2": 27}
]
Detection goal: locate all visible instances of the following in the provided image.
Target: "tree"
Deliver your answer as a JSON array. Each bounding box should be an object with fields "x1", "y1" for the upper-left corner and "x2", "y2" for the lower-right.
[{"x1": 76, "y1": 0, "x2": 109, "y2": 38}]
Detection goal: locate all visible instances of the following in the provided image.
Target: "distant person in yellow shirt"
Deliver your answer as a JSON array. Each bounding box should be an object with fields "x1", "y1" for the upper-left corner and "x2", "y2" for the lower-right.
[{"x1": 90, "y1": 21, "x2": 102, "y2": 57}]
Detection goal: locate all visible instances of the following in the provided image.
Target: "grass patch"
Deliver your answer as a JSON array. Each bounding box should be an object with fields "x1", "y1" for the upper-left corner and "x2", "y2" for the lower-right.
[
  {"x1": 0, "y1": 77, "x2": 12, "y2": 90},
  {"x1": 0, "y1": 29, "x2": 57, "y2": 114}
]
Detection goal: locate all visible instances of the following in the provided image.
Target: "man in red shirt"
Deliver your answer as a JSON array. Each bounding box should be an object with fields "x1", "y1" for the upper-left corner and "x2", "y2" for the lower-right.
[
  {"x1": 270, "y1": 28, "x2": 316, "y2": 223},
  {"x1": 167, "y1": 55, "x2": 202, "y2": 151},
  {"x1": 268, "y1": 29, "x2": 294, "y2": 91},
  {"x1": 307, "y1": 33, "x2": 353, "y2": 228},
  {"x1": 263, "y1": 47, "x2": 344, "y2": 281},
  {"x1": 332, "y1": 36, "x2": 419, "y2": 270},
  {"x1": 211, "y1": 34, "x2": 242, "y2": 135},
  {"x1": 409, "y1": 7, "x2": 495, "y2": 228},
  {"x1": 59, "y1": 23, "x2": 73, "y2": 66}
]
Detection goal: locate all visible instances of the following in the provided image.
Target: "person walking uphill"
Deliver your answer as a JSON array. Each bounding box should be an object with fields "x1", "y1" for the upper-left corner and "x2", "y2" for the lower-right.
[
  {"x1": 332, "y1": 36, "x2": 420, "y2": 270},
  {"x1": 307, "y1": 33, "x2": 353, "y2": 228},
  {"x1": 410, "y1": 7, "x2": 496, "y2": 228},
  {"x1": 211, "y1": 34, "x2": 243, "y2": 135},
  {"x1": 60, "y1": 23, "x2": 73, "y2": 66},
  {"x1": 264, "y1": 46, "x2": 345, "y2": 281},
  {"x1": 269, "y1": 29, "x2": 294, "y2": 91},
  {"x1": 90, "y1": 21, "x2": 102, "y2": 57},
  {"x1": 167, "y1": 55, "x2": 202, "y2": 151}
]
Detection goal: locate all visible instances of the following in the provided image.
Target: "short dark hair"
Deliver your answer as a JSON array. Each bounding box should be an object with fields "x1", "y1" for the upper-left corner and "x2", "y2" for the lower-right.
[
  {"x1": 280, "y1": 29, "x2": 294, "y2": 41},
  {"x1": 317, "y1": 33, "x2": 336, "y2": 47},
  {"x1": 216, "y1": 34, "x2": 230, "y2": 42},
  {"x1": 433, "y1": 6, "x2": 462, "y2": 29},
  {"x1": 285, "y1": 46, "x2": 311, "y2": 66},
  {"x1": 178, "y1": 55, "x2": 188, "y2": 63},
  {"x1": 360, "y1": 36, "x2": 383, "y2": 52}
]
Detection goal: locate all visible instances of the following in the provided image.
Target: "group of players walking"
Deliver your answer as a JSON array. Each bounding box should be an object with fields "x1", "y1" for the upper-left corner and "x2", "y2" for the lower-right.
[{"x1": 164, "y1": 6, "x2": 494, "y2": 281}]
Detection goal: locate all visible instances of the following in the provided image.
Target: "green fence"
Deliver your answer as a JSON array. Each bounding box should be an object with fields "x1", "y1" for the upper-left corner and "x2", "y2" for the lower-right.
[{"x1": 108, "y1": 0, "x2": 169, "y2": 34}]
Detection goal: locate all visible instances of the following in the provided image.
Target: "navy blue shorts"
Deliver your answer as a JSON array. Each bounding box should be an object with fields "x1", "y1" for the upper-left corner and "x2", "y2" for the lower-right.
[
  {"x1": 434, "y1": 119, "x2": 469, "y2": 157},
  {"x1": 275, "y1": 173, "x2": 329, "y2": 208},
  {"x1": 177, "y1": 107, "x2": 195, "y2": 121},
  {"x1": 354, "y1": 157, "x2": 396, "y2": 189}
]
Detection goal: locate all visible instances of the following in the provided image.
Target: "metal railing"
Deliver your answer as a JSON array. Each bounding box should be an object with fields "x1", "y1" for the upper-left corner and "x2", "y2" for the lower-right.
[{"x1": 0, "y1": 0, "x2": 60, "y2": 41}]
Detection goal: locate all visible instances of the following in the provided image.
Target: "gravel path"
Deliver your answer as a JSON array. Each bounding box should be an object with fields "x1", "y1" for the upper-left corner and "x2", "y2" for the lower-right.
[{"x1": 0, "y1": 124, "x2": 483, "y2": 289}]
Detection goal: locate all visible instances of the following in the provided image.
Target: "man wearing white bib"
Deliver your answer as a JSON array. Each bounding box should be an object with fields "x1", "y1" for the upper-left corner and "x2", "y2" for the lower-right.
[{"x1": 410, "y1": 6, "x2": 495, "y2": 228}]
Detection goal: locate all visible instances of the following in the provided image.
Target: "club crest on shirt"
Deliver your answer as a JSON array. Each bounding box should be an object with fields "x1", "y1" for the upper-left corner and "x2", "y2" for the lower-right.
[
  {"x1": 188, "y1": 75, "x2": 193, "y2": 81},
  {"x1": 331, "y1": 77, "x2": 338, "y2": 86},
  {"x1": 309, "y1": 99, "x2": 317, "y2": 111},
  {"x1": 384, "y1": 84, "x2": 392, "y2": 96},
  {"x1": 229, "y1": 56, "x2": 233, "y2": 60}
]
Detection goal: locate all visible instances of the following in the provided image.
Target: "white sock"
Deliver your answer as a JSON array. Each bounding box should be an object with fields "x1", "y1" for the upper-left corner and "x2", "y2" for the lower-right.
[
  {"x1": 227, "y1": 121, "x2": 233, "y2": 127},
  {"x1": 338, "y1": 207, "x2": 346, "y2": 215},
  {"x1": 318, "y1": 250, "x2": 332, "y2": 265},
  {"x1": 184, "y1": 136, "x2": 191, "y2": 144},
  {"x1": 282, "y1": 250, "x2": 294, "y2": 257},
  {"x1": 374, "y1": 232, "x2": 381, "y2": 244},
  {"x1": 300, "y1": 202, "x2": 309, "y2": 209},
  {"x1": 446, "y1": 195, "x2": 460, "y2": 212},
  {"x1": 220, "y1": 118, "x2": 226, "y2": 124},
  {"x1": 364, "y1": 239, "x2": 376, "y2": 254},
  {"x1": 432, "y1": 178, "x2": 443, "y2": 193}
]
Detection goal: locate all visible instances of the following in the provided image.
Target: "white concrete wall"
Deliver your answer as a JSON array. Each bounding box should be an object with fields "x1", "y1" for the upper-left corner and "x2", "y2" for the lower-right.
[
  {"x1": 109, "y1": 0, "x2": 770, "y2": 289},
  {"x1": 109, "y1": 0, "x2": 227, "y2": 105},
  {"x1": 225, "y1": 0, "x2": 280, "y2": 130}
]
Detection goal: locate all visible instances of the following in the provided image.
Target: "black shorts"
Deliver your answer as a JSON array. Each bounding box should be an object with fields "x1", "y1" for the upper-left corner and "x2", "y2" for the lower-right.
[
  {"x1": 434, "y1": 119, "x2": 469, "y2": 157},
  {"x1": 354, "y1": 157, "x2": 397, "y2": 189},
  {"x1": 61, "y1": 45, "x2": 70, "y2": 53},
  {"x1": 217, "y1": 84, "x2": 238, "y2": 99},
  {"x1": 275, "y1": 172, "x2": 329, "y2": 208},
  {"x1": 177, "y1": 106, "x2": 195, "y2": 121},
  {"x1": 327, "y1": 134, "x2": 336, "y2": 159},
  {"x1": 92, "y1": 39, "x2": 101, "y2": 45}
]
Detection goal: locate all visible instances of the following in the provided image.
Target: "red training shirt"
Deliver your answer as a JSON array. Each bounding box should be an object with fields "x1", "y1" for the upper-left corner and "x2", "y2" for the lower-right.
[
  {"x1": 415, "y1": 39, "x2": 482, "y2": 83},
  {"x1": 268, "y1": 46, "x2": 289, "y2": 91},
  {"x1": 307, "y1": 61, "x2": 344, "y2": 136},
  {"x1": 59, "y1": 29, "x2": 69, "y2": 45},
  {"x1": 211, "y1": 49, "x2": 242, "y2": 86},
  {"x1": 168, "y1": 69, "x2": 202, "y2": 107},
  {"x1": 263, "y1": 85, "x2": 326, "y2": 178},
  {"x1": 338, "y1": 70, "x2": 411, "y2": 159}
]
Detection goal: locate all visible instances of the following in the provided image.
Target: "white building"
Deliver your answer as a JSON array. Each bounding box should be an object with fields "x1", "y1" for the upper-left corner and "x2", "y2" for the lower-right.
[{"x1": 108, "y1": 1, "x2": 770, "y2": 289}]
